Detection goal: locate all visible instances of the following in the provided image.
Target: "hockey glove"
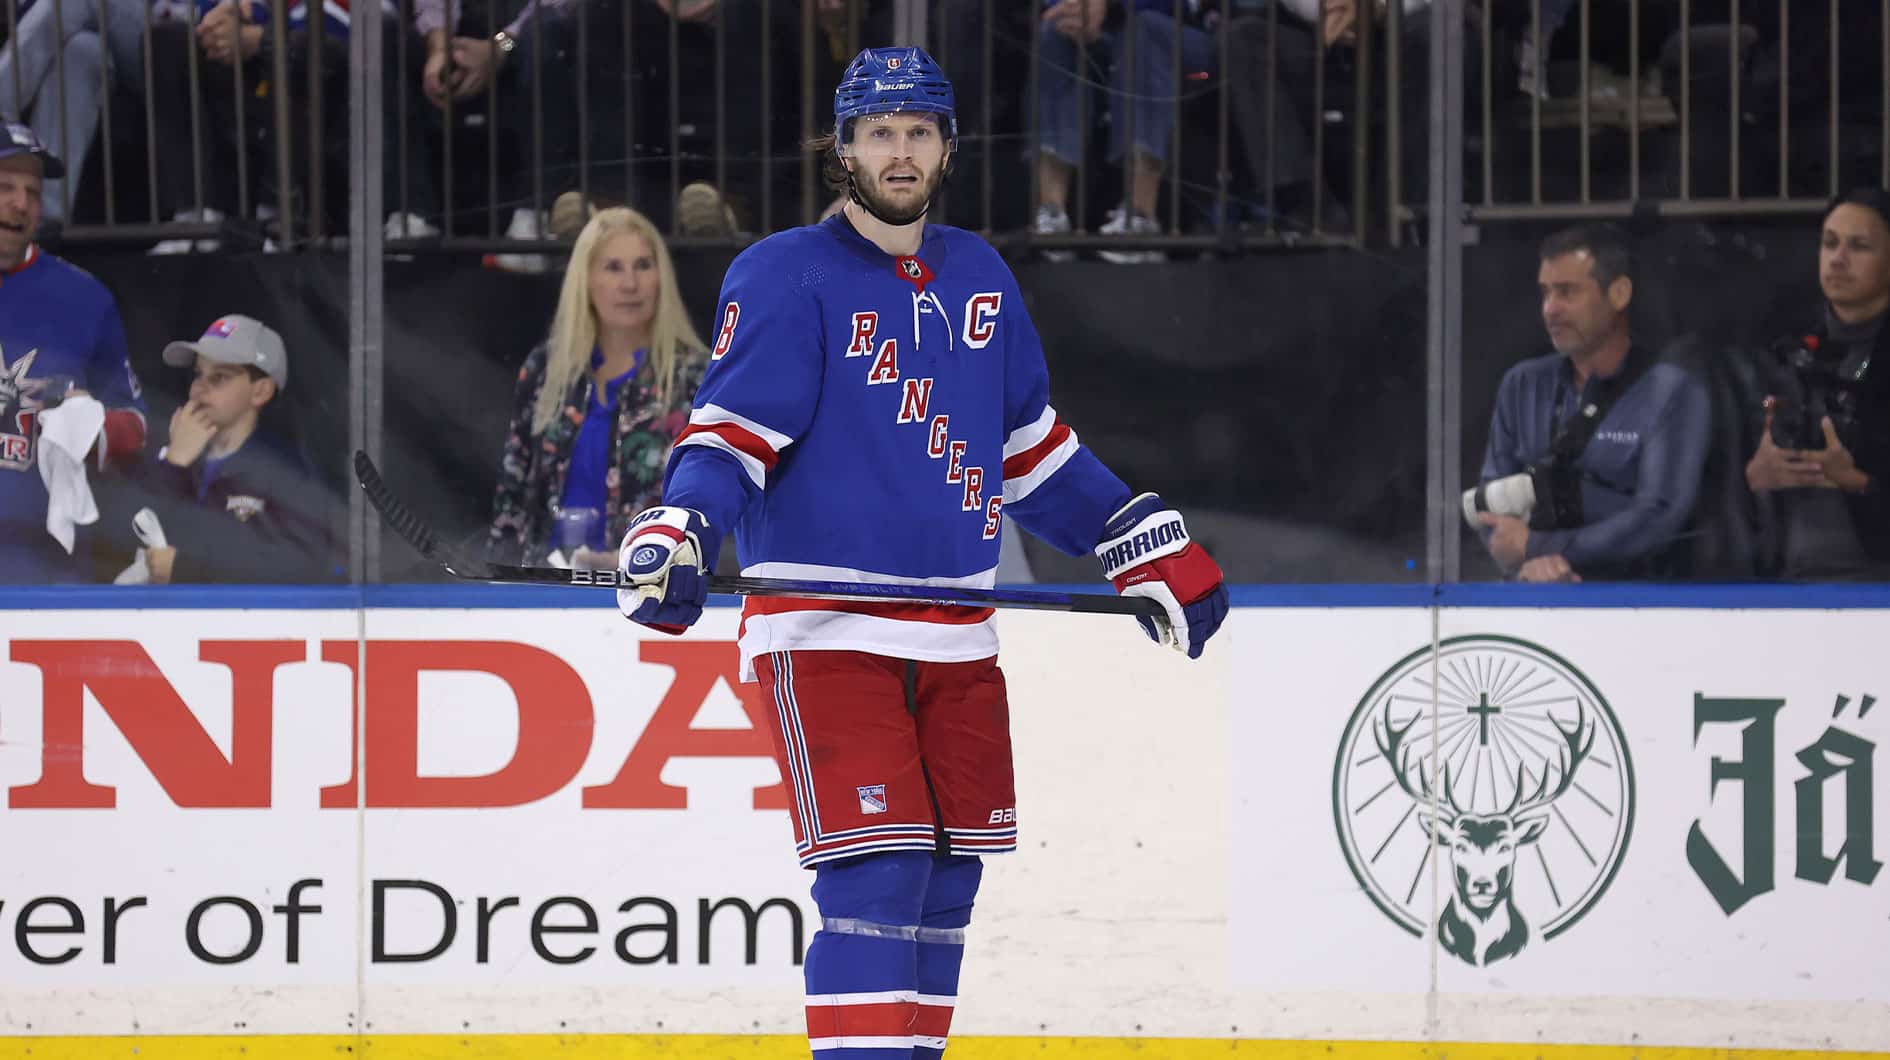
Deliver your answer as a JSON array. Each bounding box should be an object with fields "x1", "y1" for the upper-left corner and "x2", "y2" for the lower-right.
[
  {"x1": 616, "y1": 506, "x2": 719, "y2": 635},
  {"x1": 1096, "y1": 492, "x2": 1229, "y2": 659}
]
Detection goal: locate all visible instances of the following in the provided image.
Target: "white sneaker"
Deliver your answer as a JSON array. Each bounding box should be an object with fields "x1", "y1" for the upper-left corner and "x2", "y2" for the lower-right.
[
  {"x1": 484, "y1": 206, "x2": 549, "y2": 274},
  {"x1": 149, "y1": 207, "x2": 223, "y2": 255},
  {"x1": 1032, "y1": 203, "x2": 1074, "y2": 263},
  {"x1": 1098, "y1": 207, "x2": 1165, "y2": 264},
  {"x1": 384, "y1": 211, "x2": 440, "y2": 240}
]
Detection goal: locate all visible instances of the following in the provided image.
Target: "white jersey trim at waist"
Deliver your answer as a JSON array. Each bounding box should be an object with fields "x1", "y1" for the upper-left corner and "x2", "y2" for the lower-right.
[{"x1": 736, "y1": 610, "x2": 1000, "y2": 681}]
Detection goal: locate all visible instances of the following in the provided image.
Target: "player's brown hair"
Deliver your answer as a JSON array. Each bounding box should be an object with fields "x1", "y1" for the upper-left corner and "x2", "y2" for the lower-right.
[{"x1": 806, "y1": 132, "x2": 850, "y2": 193}]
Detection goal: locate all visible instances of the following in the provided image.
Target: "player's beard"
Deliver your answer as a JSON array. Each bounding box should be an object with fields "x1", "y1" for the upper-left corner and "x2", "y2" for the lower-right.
[{"x1": 853, "y1": 163, "x2": 945, "y2": 226}]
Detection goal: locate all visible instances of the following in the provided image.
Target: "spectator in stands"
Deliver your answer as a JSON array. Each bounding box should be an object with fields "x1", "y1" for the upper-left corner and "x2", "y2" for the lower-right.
[
  {"x1": 1223, "y1": 0, "x2": 1479, "y2": 222},
  {"x1": 623, "y1": 0, "x2": 782, "y2": 237},
  {"x1": 147, "y1": 0, "x2": 436, "y2": 252},
  {"x1": 1031, "y1": 0, "x2": 1218, "y2": 263},
  {"x1": 1743, "y1": 189, "x2": 1890, "y2": 580},
  {"x1": 1514, "y1": 0, "x2": 1571, "y2": 99},
  {"x1": 145, "y1": 1, "x2": 257, "y2": 250},
  {"x1": 415, "y1": 0, "x2": 790, "y2": 271},
  {"x1": 416, "y1": 0, "x2": 559, "y2": 109},
  {"x1": 0, "y1": 122, "x2": 148, "y2": 583},
  {"x1": 617, "y1": 1, "x2": 797, "y2": 236},
  {"x1": 133, "y1": 313, "x2": 338, "y2": 583},
  {"x1": 412, "y1": 0, "x2": 572, "y2": 260},
  {"x1": 0, "y1": 0, "x2": 147, "y2": 232},
  {"x1": 488, "y1": 206, "x2": 708, "y2": 567},
  {"x1": 1222, "y1": 0, "x2": 1349, "y2": 229},
  {"x1": 930, "y1": 0, "x2": 1037, "y2": 230},
  {"x1": 1473, "y1": 223, "x2": 1711, "y2": 581}
]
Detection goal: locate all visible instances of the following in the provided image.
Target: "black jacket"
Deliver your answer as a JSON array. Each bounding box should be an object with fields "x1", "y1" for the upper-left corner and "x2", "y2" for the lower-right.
[
  {"x1": 136, "y1": 432, "x2": 342, "y2": 584},
  {"x1": 1752, "y1": 309, "x2": 1890, "y2": 570}
]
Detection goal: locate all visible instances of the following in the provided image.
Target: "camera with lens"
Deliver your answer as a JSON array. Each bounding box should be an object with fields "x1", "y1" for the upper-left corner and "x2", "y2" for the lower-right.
[
  {"x1": 1461, "y1": 460, "x2": 1585, "y2": 532},
  {"x1": 1464, "y1": 345, "x2": 1663, "y2": 536},
  {"x1": 1767, "y1": 332, "x2": 1864, "y2": 451}
]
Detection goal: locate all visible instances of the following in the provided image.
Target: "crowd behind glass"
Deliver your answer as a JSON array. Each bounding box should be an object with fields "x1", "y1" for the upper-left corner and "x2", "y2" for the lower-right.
[{"x1": 0, "y1": 0, "x2": 1884, "y2": 584}]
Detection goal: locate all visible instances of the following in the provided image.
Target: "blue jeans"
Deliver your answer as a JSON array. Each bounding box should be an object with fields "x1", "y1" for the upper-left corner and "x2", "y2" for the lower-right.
[
  {"x1": 1034, "y1": 10, "x2": 1216, "y2": 168},
  {"x1": 0, "y1": 0, "x2": 149, "y2": 222}
]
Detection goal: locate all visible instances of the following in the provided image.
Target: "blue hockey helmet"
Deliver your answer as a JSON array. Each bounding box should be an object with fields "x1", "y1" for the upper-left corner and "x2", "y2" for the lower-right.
[{"x1": 833, "y1": 46, "x2": 957, "y2": 144}]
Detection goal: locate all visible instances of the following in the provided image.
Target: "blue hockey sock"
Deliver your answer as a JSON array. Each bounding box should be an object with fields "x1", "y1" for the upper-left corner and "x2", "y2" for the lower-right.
[
  {"x1": 805, "y1": 852, "x2": 934, "y2": 1059},
  {"x1": 912, "y1": 855, "x2": 982, "y2": 1059}
]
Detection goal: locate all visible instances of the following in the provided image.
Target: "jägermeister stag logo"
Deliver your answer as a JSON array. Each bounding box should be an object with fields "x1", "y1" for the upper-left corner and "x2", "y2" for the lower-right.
[{"x1": 1333, "y1": 635, "x2": 1635, "y2": 966}]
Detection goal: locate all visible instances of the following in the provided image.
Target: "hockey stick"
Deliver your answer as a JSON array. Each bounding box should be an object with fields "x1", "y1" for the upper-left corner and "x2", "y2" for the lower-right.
[{"x1": 354, "y1": 451, "x2": 1162, "y2": 618}]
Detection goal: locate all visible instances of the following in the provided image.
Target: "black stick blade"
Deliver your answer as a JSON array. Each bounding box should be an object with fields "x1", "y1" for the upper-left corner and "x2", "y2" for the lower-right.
[{"x1": 353, "y1": 450, "x2": 440, "y2": 560}]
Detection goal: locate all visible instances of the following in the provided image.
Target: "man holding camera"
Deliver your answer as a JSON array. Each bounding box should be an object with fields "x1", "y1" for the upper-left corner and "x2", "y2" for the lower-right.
[
  {"x1": 1744, "y1": 189, "x2": 1890, "y2": 580},
  {"x1": 1471, "y1": 224, "x2": 1712, "y2": 582}
]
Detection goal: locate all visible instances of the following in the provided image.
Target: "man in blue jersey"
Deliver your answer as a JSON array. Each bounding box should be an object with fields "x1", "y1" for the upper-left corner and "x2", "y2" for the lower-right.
[
  {"x1": 0, "y1": 122, "x2": 149, "y2": 583},
  {"x1": 612, "y1": 48, "x2": 1230, "y2": 1059}
]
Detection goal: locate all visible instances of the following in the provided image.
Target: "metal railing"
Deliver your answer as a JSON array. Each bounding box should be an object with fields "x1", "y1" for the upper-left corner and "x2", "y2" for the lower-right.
[
  {"x1": 1444, "y1": 0, "x2": 1890, "y2": 226},
  {"x1": 0, "y1": 0, "x2": 1367, "y2": 255},
  {"x1": 2, "y1": 0, "x2": 299, "y2": 244},
  {"x1": 3, "y1": 0, "x2": 1884, "y2": 250}
]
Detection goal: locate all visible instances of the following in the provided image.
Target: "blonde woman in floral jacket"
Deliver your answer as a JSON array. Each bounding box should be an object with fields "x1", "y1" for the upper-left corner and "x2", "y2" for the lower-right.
[{"x1": 488, "y1": 207, "x2": 709, "y2": 568}]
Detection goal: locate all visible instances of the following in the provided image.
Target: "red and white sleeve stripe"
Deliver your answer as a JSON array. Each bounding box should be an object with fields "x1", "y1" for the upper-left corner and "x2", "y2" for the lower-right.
[
  {"x1": 672, "y1": 403, "x2": 794, "y2": 489},
  {"x1": 1000, "y1": 405, "x2": 1078, "y2": 505}
]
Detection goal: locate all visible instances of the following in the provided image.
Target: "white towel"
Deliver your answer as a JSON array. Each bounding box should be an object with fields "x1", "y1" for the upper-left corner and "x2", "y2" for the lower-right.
[{"x1": 36, "y1": 395, "x2": 105, "y2": 554}]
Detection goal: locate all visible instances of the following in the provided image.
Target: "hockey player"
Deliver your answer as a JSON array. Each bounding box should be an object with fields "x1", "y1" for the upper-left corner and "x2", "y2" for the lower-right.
[{"x1": 615, "y1": 47, "x2": 1229, "y2": 1058}]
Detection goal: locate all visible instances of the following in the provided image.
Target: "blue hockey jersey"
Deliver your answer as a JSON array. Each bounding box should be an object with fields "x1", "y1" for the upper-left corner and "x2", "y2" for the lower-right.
[
  {"x1": 664, "y1": 213, "x2": 1132, "y2": 678},
  {"x1": 0, "y1": 245, "x2": 147, "y2": 583}
]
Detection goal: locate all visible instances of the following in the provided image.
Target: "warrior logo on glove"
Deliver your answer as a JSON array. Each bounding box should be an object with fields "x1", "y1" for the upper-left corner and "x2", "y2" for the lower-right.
[
  {"x1": 1098, "y1": 517, "x2": 1189, "y2": 575},
  {"x1": 1096, "y1": 493, "x2": 1230, "y2": 660}
]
